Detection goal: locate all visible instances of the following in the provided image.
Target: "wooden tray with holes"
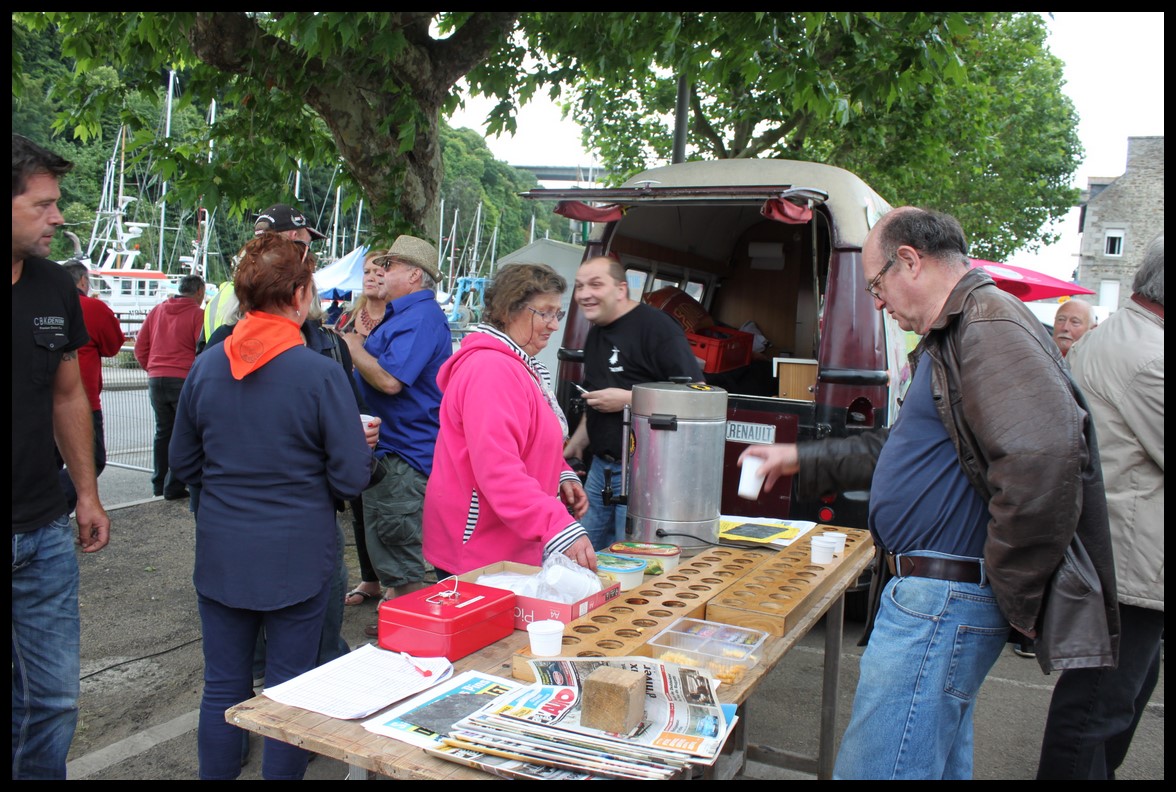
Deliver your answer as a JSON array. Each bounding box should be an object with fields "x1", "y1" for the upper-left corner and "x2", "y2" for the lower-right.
[
  {"x1": 511, "y1": 546, "x2": 775, "y2": 681},
  {"x1": 705, "y1": 527, "x2": 874, "y2": 636}
]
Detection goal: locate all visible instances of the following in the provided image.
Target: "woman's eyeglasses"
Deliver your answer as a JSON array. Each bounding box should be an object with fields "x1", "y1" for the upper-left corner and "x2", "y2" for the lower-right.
[{"x1": 526, "y1": 306, "x2": 566, "y2": 323}]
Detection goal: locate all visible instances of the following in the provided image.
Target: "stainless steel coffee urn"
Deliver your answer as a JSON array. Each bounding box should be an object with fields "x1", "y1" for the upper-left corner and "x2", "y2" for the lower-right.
[{"x1": 622, "y1": 382, "x2": 728, "y2": 549}]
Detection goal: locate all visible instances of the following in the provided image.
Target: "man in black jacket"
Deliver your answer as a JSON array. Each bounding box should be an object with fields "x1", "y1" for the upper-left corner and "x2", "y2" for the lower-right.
[{"x1": 740, "y1": 207, "x2": 1118, "y2": 779}]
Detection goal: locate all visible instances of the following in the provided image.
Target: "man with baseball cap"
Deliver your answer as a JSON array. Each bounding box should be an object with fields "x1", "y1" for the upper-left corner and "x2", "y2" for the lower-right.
[
  {"x1": 253, "y1": 203, "x2": 328, "y2": 242},
  {"x1": 340, "y1": 235, "x2": 451, "y2": 632},
  {"x1": 200, "y1": 204, "x2": 327, "y2": 350}
]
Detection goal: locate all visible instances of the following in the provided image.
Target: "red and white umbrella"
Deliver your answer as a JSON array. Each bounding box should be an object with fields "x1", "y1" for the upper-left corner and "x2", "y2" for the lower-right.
[{"x1": 969, "y1": 259, "x2": 1096, "y2": 303}]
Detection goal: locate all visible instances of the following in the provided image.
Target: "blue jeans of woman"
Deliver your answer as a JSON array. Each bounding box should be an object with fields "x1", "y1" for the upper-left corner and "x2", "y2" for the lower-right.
[
  {"x1": 582, "y1": 457, "x2": 627, "y2": 551},
  {"x1": 197, "y1": 580, "x2": 330, "y2": 780},
  {"x1": 11, "y1": 514, "x2": 80, "y2": 780},
  {"x1": 1036, "y1": 602, "x2": 1165, "y2": 779},
  {"x1": 833, "y1": 569, "x2": 1009, "y2": 779}
]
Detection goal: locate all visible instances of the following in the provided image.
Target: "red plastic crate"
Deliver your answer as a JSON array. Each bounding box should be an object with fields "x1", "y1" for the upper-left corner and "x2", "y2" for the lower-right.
[{"x1": 686, "y1": 327, "x2": 754, "y2": 373}]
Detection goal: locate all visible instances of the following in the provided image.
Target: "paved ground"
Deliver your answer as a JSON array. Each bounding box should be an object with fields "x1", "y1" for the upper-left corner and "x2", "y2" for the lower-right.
[{"x1": 62, "y1": 465, "x2": 1164, "y2": 780}]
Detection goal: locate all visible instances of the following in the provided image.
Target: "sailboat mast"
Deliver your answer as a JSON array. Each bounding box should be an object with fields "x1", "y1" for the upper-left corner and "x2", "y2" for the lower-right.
[{"x1": 158, "y1": 69, "x2": 175, "y2": 270}]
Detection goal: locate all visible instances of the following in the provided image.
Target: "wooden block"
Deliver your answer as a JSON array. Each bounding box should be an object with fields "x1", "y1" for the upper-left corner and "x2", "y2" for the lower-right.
[
  {"x1": 579, "y1": 666, "x2": 644, "y2": 734},
  {"x1": 705, "y1": 527, "x2": 874, "y2": 636},
  {"x1": 511, "y1": 547, "x2": 776, "y2": 681}
]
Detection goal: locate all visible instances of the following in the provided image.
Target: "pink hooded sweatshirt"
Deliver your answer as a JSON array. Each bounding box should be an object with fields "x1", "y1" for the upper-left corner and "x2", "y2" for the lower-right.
[{"x1": 422, "y1": 331, "x2": 583, "y2": 574}]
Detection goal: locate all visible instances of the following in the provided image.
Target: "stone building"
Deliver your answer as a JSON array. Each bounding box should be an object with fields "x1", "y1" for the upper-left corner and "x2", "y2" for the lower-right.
[{"x1": 1075, "y1": 136, "x2": 1164, "y2": 311}]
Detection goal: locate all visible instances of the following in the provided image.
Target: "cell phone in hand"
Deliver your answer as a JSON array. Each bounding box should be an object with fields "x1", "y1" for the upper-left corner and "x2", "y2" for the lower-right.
[{"x1": 572, "y1": 383, "x2": 588, "y2": 395}]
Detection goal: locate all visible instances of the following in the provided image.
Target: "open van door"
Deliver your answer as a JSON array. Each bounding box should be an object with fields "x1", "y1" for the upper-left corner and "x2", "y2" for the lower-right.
[{"x1": 523, "y1": 159, "x2": 901, "y2": 598}]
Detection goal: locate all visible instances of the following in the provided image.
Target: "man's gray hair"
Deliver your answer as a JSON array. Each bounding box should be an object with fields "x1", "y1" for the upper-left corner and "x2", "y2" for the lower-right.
[
  {"x1": 876, "y1": 207, "x2": 970, "y2": 268},
  {"x1": 178, "y1": 274, "x2": 205, "y2": 297},
  {"x1": 62, "y1": 259, "x2": 88, "y2": 286},
  {"x1": 1133, "y1": 234, "x2": 1163, "y2": 306}
]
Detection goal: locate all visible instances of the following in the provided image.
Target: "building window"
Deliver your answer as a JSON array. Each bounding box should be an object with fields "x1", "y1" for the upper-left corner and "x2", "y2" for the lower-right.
[{"x1": 1104, "y1": 229, "x2": 1124, "y2": 257}]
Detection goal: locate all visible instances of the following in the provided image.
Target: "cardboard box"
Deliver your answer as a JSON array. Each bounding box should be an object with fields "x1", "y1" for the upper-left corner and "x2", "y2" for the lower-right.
[
  {"x1": 686, "y1": 327, "x2": 754, "y2": 373},
  {"x1": 377, "y1": 579, "x2": 515, "y2": 661},
  {"x1": 772, "y1": 357, "x2": 818, "y2": 400},
  {"x1": 458, "y1": 561, "x2": 621, "y2": 630}
]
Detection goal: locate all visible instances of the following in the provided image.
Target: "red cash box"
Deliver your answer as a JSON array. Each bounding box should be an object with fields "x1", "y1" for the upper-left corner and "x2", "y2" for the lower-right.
[{"x1": 376, "y1": 579, "x2": 515, "y2": 661}]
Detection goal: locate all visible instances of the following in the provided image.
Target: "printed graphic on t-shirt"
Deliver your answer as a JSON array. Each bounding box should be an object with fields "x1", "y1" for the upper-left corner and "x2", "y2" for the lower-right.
[{"x1": 608, "y1": 345, "x2": 622, "y2": 372}]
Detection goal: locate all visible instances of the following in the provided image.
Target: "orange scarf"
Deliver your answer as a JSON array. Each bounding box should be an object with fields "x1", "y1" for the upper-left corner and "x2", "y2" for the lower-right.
[{"x1": 223, "y1": 311, "x2": 304, "y2": 380}]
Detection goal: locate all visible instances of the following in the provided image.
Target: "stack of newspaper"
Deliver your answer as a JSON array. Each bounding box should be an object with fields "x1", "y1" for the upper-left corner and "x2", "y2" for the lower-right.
[{"x1": 425, "y1": 657, "x2": 735, "y2": 780}]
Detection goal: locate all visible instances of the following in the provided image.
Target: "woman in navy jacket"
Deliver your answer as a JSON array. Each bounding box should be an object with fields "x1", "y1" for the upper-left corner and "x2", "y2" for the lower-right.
[{"x1": 170, "y1": 234, "x2": 372, "y2": 780}]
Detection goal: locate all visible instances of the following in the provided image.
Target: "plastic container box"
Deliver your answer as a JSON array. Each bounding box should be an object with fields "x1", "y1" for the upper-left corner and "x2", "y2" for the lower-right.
[
  {"x1": 647, "y1": 617, "x2": 769, "y2": 685},
  {"x1": 377, "y1": 579, "x2": 515, "y2": 661},
  {"x1": 594, "y1": 553, "x2": 647, "y2": 591},
  {"x1": 686, "y1": 327, "x2": 754, "y2": 373},
  {"x1": 607, "y1": 542, "x2": 681, "y2": 575},
  {"x1": 456, "y1": 561, "x2": 621, "y2": 630}
]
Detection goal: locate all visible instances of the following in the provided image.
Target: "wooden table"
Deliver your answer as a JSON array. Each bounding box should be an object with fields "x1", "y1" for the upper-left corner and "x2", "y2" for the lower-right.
[{"x1": 227, "y1": 536, "x2": 873, "y2": 780}]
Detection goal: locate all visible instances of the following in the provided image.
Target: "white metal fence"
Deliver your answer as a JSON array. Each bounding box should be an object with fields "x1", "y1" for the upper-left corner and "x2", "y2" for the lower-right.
[{"x1": 102, "y1": 346, "x2": 154, "y2": 472}]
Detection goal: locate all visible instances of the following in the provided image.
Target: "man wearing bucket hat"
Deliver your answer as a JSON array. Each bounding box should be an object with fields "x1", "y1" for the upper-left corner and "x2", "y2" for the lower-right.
[{"x1": 341, "y1": 235, "x2": 451, "y2": 635}]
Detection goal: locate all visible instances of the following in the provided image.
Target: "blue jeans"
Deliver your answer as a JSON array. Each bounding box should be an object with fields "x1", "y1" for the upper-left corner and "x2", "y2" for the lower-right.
[
  {"x1": 11, "y1": 514, "x2": 81, "y2": 780},
  {"x1": 148, "y1": 376, "x2": 186, "y2": 498},
  {"x1": 1037, "y1": 603, "x2": 1165, "y2": 779},
  {"x1": 197, "y1": 582, "x2": 330, "y2": 780},
  {"x1": 582, "y1": 457, "x2": 627, "y2": 551},
  {"x1": 834, "y1": 568, "x2": 1009, "y2": 779}
]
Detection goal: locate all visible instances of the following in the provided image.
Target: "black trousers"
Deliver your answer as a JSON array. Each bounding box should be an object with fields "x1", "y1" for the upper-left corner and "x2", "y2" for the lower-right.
[
  {"x1": 148, "y1": 376, "x2": 186, "y2": 497},
  {"x1": 1036, "y1": 602, "x2": 1164, "y2": 779}
]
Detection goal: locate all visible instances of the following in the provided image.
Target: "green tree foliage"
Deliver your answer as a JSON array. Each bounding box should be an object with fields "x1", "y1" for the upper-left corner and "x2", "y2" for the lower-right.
[
  {"x1": 16, "y1": 11, "x2": 1080, "y2": 264},
  {"x1": 501, "y1": 11, "x2": 1080, "y2": 259}
]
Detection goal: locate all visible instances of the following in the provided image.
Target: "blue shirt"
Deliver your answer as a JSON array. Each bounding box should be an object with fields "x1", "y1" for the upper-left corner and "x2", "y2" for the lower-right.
[
  {"x1": 357, "y1": 289, "x2": 451, "y2": 476},
  {"x1": 868, "y1": 352, "x2": 990, "y2": 558}
]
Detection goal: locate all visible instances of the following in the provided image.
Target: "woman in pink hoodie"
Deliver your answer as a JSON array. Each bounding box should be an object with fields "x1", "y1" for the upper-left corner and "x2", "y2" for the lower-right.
[{"x1": 423, "y1": 264, "x2": 594, "y2": 578}]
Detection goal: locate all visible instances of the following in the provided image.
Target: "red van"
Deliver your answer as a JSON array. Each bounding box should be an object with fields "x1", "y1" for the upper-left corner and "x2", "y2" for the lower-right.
[{"x1": 525, "y1": 159, "x2": 910, "y2": 602}]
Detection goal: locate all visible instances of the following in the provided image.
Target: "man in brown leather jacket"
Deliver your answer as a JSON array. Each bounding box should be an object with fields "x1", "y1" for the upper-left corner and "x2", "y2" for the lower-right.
[{"x1": 740, "y1": 207, "x2": 1118, "y2": 779}]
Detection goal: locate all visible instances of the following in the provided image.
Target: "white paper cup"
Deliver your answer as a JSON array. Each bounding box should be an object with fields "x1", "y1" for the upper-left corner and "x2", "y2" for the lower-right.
[
  {"x1": 822, "y1": 531, "x2": 848, "y2": 556},
  {"x1": 810, "y1": 537, "x2": 837, "y2": 565},
  {"x1": 526, "y1": 620, "x2": 565, "y2": 657},
  {"x1": 738, "y1": 456, "x2": 767, "y2": 500}
]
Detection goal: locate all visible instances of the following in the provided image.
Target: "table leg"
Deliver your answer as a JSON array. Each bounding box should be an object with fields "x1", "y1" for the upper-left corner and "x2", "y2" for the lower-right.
[{"x1": 817, "y1": 594, "x2": 845, "y2": 780}]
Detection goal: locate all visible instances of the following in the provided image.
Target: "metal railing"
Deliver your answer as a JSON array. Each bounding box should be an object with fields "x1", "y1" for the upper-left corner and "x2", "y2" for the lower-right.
[{"x1": 102, "y1": 343, "x2": 153, "y2": 472}]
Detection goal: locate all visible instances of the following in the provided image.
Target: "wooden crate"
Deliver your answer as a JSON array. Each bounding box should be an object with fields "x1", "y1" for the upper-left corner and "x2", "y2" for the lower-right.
[
  {"x1": 705, "y1": 528, "x2": 874, "y2": 636},
  {"x1": 511, "y1": 547, "x2": 775, "y2": 681},
  {"x1": 773, "y1": 357, "x2": 818, "y2": 401}
]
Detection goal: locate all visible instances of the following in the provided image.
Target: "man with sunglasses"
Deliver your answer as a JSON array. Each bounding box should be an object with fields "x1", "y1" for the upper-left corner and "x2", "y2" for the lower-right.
[
  {"x1": 563, "y1": 255, "x2": 702, "y2": 550},
  {"x1": 200, "y1": 204, "x2": 327, "y2": 351},
  {"x1": 340, "y1": 235, "x2": 451, "y2": 631},
  {"x1": 740, "y1": 207, "x2": 1117, "y2": 779}
]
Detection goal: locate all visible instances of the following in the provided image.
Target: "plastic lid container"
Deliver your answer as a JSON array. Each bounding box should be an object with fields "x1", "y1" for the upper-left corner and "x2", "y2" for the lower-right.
[
  {"x1": 607, "y1": 542, "x2": 681, "y2": 575},
  {"x1": 594, "y1": 553, "x2": 647, "y2": 591},
  {"x1": 647, "y1": 617, "x2": 769, "y2": 686}
]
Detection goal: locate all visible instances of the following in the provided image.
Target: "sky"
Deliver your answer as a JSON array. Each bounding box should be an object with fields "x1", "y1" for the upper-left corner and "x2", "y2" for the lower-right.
[{"x1": 445, "y1": 12, "x2": 1164, "y2": 282}]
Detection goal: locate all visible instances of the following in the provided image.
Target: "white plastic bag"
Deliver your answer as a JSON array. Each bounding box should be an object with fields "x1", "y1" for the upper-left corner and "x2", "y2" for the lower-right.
[{"x1": 475, "y1": 553, "x2": 601, "y2": 604}]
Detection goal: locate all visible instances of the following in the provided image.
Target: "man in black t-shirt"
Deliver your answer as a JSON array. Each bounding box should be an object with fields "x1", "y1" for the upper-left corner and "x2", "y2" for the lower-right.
[
  {"x1": 563, "y1": 256, "x2": 701, "y2": 550},
  {"x1": 12, "y1": 134, "x2": 111, "y2": 780}
]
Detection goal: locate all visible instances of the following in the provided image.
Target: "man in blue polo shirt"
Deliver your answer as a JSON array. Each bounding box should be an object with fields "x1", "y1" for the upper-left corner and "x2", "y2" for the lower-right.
[{"x1": 341, "y1": 235, "x2": 451, "y2": 631}]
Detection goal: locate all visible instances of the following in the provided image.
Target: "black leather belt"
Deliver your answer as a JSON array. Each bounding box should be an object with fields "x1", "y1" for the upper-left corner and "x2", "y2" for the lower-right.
[{"x1": 886, "y1": 553, "x2": 982, "y2": 584}]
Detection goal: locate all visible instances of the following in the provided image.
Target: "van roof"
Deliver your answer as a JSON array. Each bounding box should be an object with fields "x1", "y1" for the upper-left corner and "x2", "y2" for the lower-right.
[
  {"x1": 623, "y1": 160, "x2": 892, "y2": 247},
  {"x1": 524, "y1": 159, "x2": 892, "y2": 249}
]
